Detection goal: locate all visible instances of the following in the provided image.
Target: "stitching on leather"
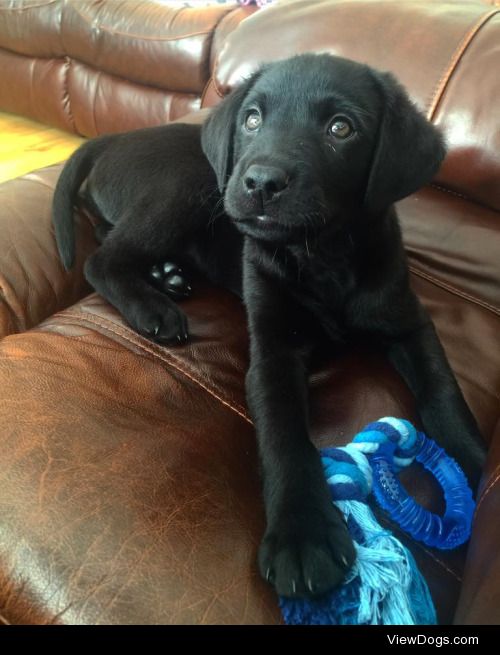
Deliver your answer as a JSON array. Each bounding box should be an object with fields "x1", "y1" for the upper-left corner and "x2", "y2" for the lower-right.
[
  {"x1": 378, "y1": 515, "x2": 461, "y2": 581},
  {"x1": 417, "y1": 547, "x2": 461, "y2": 582},
  {"x1": 212, "y1": 74, "x2": 225, "y2": 99},
  {"x1": 203, "y1": 7, "x2": 244, "y2": 103},
  {"x1": 426, "y1": 8, "x2": 500, "y2": 120},
  {"x1": 429, "y1": 182, "x2": 499, "y2": 214},
  {"x1": 51, "y1": 311, "x2": 252, "y2": 424},
  {"x1": 429, "y1": 183, "x2": 470, "y2": 203},
  {"x1": 200, "y1": 77, "x2": 213, "y2": 107},
  {"x1": 70, "y1": 5, "x2": 215, "y2": 43},
  {"x1": 409, "y1": 266, "x2": 500, "y2": 317},
  {"x1": 81, "y1": 28, "x2": 212, "y2": 43},
  {"x1": 210, "y1": 10, "x2": 237, "y2": 101},
  {"x1": 0, "y1": 0, "x2": 57, "y2": 11},
  {"x1": 476, "y1": 467, "x2": 500, "y2": 514},
  {"x1": 202, "y1": 7, "x2": 236, "y2": 100}
]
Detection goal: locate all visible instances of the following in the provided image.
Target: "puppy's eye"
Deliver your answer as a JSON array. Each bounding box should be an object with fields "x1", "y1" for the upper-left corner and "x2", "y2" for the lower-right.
[
  {"x1": 245, "y1": 110, "x2": 262, "y2": 132},
  {"x1": 328, "y1": 117, "x2": 353, "y2": 139}
]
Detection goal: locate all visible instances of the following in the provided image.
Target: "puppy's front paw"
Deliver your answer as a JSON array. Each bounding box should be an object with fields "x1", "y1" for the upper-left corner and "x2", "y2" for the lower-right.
[
  {"x1": 149, "y1": 262, "x2": 192, "y2": 301},
  {"x1": 127, "y1": 295, "x2": 189, "y2": 345},
  {"x1": 259, "y1": 503, "x2": 355, "y2": 598}
]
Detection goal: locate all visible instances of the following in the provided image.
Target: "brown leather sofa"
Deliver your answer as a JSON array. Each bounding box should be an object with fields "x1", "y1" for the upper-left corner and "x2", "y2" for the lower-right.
[{"x1": 0, "y1": 0, "x2": 499, "y2": 625}]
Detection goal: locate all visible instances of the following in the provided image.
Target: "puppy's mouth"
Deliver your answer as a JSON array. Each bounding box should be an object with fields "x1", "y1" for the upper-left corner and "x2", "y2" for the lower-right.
[
  {"x1": 232, "y1": 213, "x2": 294, "y2": 242},
  {"x1": 245, "y1": 214, "x2": 276, "y2": 226}
]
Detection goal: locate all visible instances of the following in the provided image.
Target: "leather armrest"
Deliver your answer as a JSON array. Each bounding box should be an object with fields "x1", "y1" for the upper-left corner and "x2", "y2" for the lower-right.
[{"x1": 0, "y1": 164, "x2": 96, "y2": 339}]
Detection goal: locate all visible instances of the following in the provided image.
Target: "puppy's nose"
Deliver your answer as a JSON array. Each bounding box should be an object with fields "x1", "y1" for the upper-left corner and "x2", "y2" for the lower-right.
[{"x1": 243, "y1": 165, "x2": 289, "y2": 201}]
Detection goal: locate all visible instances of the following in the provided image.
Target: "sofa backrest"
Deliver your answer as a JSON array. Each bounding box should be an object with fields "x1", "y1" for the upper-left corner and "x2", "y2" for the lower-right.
[
  {"x1": 0, "y1": 0, "x2": 254, "y2": 136},
  {"x1": 203, "y1": 0, "x2": 500, "y2": 213},
  {"x1": 202, "y1": 0, "x2": 500, "y2": 324}
]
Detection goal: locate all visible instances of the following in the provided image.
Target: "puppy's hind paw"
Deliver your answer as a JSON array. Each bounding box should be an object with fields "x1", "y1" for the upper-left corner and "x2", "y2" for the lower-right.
[{"x1": 149, "y1": 262, "x2": 192, "y2": 301}]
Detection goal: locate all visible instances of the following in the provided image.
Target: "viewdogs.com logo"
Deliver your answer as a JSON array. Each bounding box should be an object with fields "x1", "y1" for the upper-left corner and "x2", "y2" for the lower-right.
[{"x1": 387, "y1": 635, "x2": 479, "y2": 647}]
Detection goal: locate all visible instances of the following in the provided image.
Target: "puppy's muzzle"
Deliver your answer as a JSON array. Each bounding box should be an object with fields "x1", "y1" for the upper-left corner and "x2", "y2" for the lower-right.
[{"x1": 243, "y1": 164, "x2": 290, "y2": 211}]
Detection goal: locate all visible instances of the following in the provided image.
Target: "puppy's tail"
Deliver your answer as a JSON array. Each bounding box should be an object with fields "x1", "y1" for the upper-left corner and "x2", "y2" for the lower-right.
[{"x1": 52, "y1": 136, "x2": 112, "y2": 270}]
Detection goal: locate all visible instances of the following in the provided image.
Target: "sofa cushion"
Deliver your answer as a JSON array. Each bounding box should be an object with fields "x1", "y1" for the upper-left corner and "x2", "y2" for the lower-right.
[
  {"x1": 398, "y1": 191, "x2": 500, "y2": 445},
  {"x1": 0, "y1": 281, "x2": 474, "y2": 624},
  {"x1": 0, "y1": 165, "x2": 94, "y2": 339}
]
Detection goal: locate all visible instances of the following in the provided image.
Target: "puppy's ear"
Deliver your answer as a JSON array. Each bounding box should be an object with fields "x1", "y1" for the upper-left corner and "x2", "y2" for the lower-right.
[
  {"x1": 364, "y1": 71, "x2": 446, "y2": 213},
  {"x1": 201, "y1": 70, "x2": 262, "y2": 192}
]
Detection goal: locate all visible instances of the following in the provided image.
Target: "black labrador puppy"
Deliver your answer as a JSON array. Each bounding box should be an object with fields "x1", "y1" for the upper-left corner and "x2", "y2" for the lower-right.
[{"x1": 53, "y1": 54, "x2": 485, "y2": 599}]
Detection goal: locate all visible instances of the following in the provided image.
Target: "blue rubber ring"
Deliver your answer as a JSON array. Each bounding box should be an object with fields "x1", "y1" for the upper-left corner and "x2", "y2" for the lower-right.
[{"x1": 370, "y1": 432, "x2": 475, "y2": 550}]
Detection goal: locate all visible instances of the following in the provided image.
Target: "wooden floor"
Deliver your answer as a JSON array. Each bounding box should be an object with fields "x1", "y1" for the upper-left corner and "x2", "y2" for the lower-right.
[{"x1": 0, "y1": 111, "x2": 84, "y2": 184}]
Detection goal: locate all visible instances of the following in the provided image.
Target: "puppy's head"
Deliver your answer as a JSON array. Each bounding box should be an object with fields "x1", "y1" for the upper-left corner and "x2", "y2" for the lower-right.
[{"x1": 202, "y1": 54, "x2": 445, "y2": 243}]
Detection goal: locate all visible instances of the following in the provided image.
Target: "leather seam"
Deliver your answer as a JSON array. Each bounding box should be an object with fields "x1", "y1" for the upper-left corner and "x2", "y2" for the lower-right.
[
  {"x1": 426, "y1": 8, "x2": 500, "y2": 120},
  {"x1": 79, "y1": 27, "x2": 212, "y2": 43},
  {"x1": 428, "y1": 182, "x2": 498, "y2": 215},
  {"x1": 69, "y1": 5, "x2": 215, "y2": 43},
  {"x1": 210, "y1": 8, "x2": 237, "y2": 102},
  {"x1": 417, "y1": 547, "x2": 461, "y2": 582},
  {"x1": 408, "y1": 266, "x2": 500, "y2": 317},
  {"x1": 476, "y1": 467, "x2": 500, "y2": 514},
  {"x1": 429, "y1": 183, "x2": 469, "y2": 203},
  {"x1": 212, "y1": 74, "x2": 225, "y2": 99},
  {"x1": 50, "y1": 310, "x2": 252, "y2": 425},
  {"x1": 378, "y1": 515, "x2": 461, "y2": 581},
  {"x1": 200, "y1": 77, "x2": 213, "y2": 107},
  {"x1": 0, "y1": 0, "x2": 58, "y2": 11},
  {"x1": 201, "y1": 7, "x2": 238, "y2": 103}
]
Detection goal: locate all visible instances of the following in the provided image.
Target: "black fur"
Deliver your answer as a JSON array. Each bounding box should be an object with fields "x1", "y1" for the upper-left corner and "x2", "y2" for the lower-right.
[{"x1": 53, "y1": 54, "x2": 486, "y2": 599}]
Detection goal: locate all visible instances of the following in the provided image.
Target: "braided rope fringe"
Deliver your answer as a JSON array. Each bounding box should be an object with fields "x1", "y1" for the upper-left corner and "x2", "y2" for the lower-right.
[{"x1": 279, "y1": 418, "x2": 438, "y2": 625}]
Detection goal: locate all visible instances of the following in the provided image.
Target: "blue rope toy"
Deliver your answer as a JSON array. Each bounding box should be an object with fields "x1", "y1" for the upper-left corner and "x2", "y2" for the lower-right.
[{"x1": 279, "y1": 417, "x2": 475, "y2": 625}]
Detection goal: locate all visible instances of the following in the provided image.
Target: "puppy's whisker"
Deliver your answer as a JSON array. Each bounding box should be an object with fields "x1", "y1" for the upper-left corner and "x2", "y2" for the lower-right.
[
  {"x1": 207, "y1": 196, "x2": 225, "y2": 230},
  {"x1": 197, "y1": 185, "x2": 222, "y2": 213}
]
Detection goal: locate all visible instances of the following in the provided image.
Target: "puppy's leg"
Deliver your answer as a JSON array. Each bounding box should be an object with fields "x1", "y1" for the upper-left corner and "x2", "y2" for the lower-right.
[
  {"x1": 244, "y1": 260, "x2": 355, "y2": 598},
  {"x1": 350, "y1": 289, "x2": 486, "y2": 491},
  {"x1": 386, "y1": 313, "x2": 486, "y2": 491},
  {"x1": 347, "y1": 282, "x2": 485, "y2": 491},
  {"x1": 84, "y1": 212, "x2": 191, "y2": 344}
]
